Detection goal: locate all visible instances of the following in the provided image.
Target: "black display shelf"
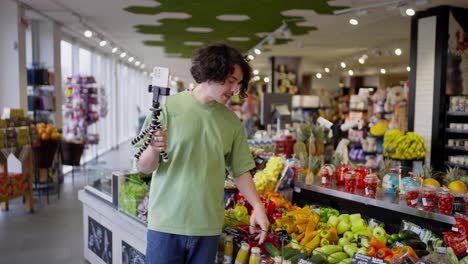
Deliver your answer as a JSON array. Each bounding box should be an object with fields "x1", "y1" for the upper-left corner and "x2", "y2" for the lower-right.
[
  {"x1": 446, "y1": 129, "x2": 468, "y2": 134},
  {"x1": 293, "y1": 181, "x2": 453, "y2": 235},
  {"x1": 445, "y1": 146, "x2": 468, "y2": 153},
  {"x1": 447, "y1": 112, "x2": 468, "y2": 117},
  {"x1": 445, "y1": 162, "x2": 468, "y2": 170}
]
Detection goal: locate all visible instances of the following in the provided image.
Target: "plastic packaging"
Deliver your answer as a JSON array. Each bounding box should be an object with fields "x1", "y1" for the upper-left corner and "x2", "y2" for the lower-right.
[
  {"x1": 248, "y1": 247, "x2": 261, "y2": 264},
  {"x1": 344, "y1": 172, "x2": 357, "y2": 193},
  {"x1": 320, "y1": 166, "x2": 332, "y2": 187},
  {"x1": 235, "y1": 242, "x2": 250, "y2": 264},
  {"x1": 336, "y1": 163, "x2": 349, "y2": 186},
  {"x1": 437, "y1": 188, "x2": 454, "y2": 215},
  {"x1": 421, "y1": 186, "x2": 437, "y2": 212},
  {"x1": 364, "y1": 174, "x2": 378, "y2": 198},
  {"x1": 224, "y1": 235, "x2": 234, "y2": 263},
  {"x1": 405, "y1": 185, "x2": 420, "y2": 208},
  {"x1": 355, "y1": 165, "x2": 366, "y2": 189}
]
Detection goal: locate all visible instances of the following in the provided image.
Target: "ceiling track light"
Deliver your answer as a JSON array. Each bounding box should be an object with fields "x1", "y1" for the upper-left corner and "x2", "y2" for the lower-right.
[
  {"x1": 112, "y1": 47, "x2": 118, "y2": 53},
  {"x1": 84, "y1": 30, "x2": 92, "y2": 38},
  {"x1": 120, "y1": 52, "x2": 127, "y2": 58},
  {"x1": 128, "y1": 57, "x2": 134, "y2": 62},
  {"x1": 324, "y1": 67, "x2": 330, "y2": 73},
  {"x1": 316, "y1": 73, "x2": 322, "y2": 79},
  {"x1": 340, "y1": 62, "x2": 347, "y2": 68},
  {"x1": 253, "y1": 69, "x2": 259, "y2": 75},
  {"x1": 349, "y1": 18, "x2": 359, "y2": 26},
  {"x1": 254, "y1": 48, "x2": 261, "y2": 55},
  {"x1": 99, "y1": 40, "x2": 107, "y2": 47},
  {"x1": 395, "y1": 48, "x2": 402, "y2": 56}
]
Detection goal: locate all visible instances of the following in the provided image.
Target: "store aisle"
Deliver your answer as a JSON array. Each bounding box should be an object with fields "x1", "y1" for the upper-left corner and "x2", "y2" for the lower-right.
[{"x1": 0, "y1": 142, "x2": 135, "y2": 264}]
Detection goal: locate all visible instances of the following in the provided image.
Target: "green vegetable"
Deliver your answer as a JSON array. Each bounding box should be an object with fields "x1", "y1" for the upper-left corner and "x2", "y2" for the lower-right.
[
  {"x1": 446, "y1": 247, "x2": 459, "y2": 264},
  {"x1": 119, "y1": 177, "x2": 148, "y2": 216},
  {"x1": 343, "y1": 245, "x2": 358, "y2": 257},
  {"x1": 327, "y1": 209, "x2": 340, "y2": 219},
  {"x1": 404, "y1": 239, "x2": 427, "y2": 250},
  {"x1": 289, "y1": 252, "x2": 309, "y2": 264},
  {"x1": 414, "y1": 249, "x2": 429, "y2": 258},
  {"x1": 308, "y1": 254, "x2": 327, "y2": 264},
  {"x1": 328, "y1": 252, "x2": 348, "y2": 264},
  {"x1": 319, "y1": 208, "x2": 329, "y2": 222},
  {"x1": 390, "y1": 233, "x2": 400, "y2": 241},
  {"x1": 338, "y1": 258, "x2": 352, "y2": 264},
  {"x1": 313, "y1": 245, "x2": 343, "y2": 256},
  {"x1": 265, "y1": 242, "x2": 280, "y2": 257},
  {"x1": 283, "y1": 248, "x2": 301, "y2": 259},
  {"x1": 398, "y1": 230, "x2": 420, "y2": 240}
]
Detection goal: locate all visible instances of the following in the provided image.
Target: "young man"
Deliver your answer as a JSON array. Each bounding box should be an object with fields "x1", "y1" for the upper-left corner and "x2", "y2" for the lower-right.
[{"x1": 136, "y1": 43, "x2": 269, "y2": 264}]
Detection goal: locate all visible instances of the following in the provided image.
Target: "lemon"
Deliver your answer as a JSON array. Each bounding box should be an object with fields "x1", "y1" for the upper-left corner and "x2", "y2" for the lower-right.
[
  {"x1": 448, "y1": 180, "x2": 468, "y2": 193},
  {"x1": 423, "y1": 178, "x2": 440, "y2": 188}
]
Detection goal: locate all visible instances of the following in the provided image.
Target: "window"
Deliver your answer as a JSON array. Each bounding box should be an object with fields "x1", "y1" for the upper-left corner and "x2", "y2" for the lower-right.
[
  {"x1": 60, "y1": 40, "x2": 72, "y2": 80},
  {"x1": 79, "y1": 48, "x2": 91, "y2": 75}
]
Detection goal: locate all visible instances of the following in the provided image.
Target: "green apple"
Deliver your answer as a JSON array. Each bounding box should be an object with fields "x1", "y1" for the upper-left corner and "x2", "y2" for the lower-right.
[
  {"x1": 357, "y1": 247, "x2": 370, "y2": 256},
  {"x1": 327, "y1": 215, "x2": 341, "y2": 227},
  {"x1": 337, "y1": 220, "x2": 351, "y2": 234},
  {"x1": 339, "y1": 237, "x2": 351, "y2": 247},
  {"x1": 338, "y1": 214, "x2": 350, "y2": 223},
  {"x1": 343, "y1": 231, "x2": 356, "y2": 242}
]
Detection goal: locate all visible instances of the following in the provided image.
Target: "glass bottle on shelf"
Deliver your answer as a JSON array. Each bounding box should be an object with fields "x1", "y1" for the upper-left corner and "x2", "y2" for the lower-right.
[
  {"x1": 248, "y1": 247, "x2": 261, "y2": 264},
  {"x1": 235, "y1": 242, "x2": 250, "y2": 264},
  {"x1": 223, "y1": 235, "x2": 234, "y2": 263}
]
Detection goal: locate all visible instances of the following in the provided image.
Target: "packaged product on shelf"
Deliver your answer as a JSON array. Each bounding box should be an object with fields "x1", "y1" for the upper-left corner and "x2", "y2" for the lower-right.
[
  {"x1": 0, "y1": 129, "x2": 5, "y2": 149},
  {"x1": 336, "y1": 163, "x2": 349, "y2": 186},
  {"x1": 364, "y1": 174, "x2": 379, "y2": 198},
  {"x1": 224, "y1": 235, "x2": 234, "y2": 263},
  {"x1": 235, "y1": 242, "x2": 250, "y2": 264}
]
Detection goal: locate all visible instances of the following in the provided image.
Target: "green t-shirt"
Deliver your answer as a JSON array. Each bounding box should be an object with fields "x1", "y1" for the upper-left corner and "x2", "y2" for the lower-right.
[{"x1": 135, "y1": 91, "x2": 254, "y2": 236}]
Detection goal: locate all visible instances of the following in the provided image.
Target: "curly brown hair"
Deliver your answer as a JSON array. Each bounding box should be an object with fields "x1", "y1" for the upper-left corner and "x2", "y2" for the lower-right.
[{"x1": 190, "y1": 43, "x2": 252, "y2": 95}]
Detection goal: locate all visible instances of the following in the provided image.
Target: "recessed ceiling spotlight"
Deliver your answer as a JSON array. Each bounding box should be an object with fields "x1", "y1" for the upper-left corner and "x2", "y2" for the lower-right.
[
  {"x1": 264, "y1": 77, "x2": 270, "y2": 83},
  {"x1": 84, "y1": 30, "x2": 92, "y2": 38},
  {"x1": 324, "y1": 67, "x2": 330, "y2": 73},
  {"x1": 380, "y1": 68, "x2": 386, "y2": 74},
  {"x1": 395, "y1": 48, "x2": 402, "y2": 56},
  {"x1": 112, "y1": 47, "x2": 118, "y2": 53},
  {"x1": 128, "y1": 57, "x2": 134, "y2": 62},
  {"x1": 349, "y1": 18, "x2": 359, "y2": 25},
  {"x1": 253, "y1": 69, "x2": 259, "y2": 75},
  {"x1": 99, "y1": 40, "x2": 107, "y2": 47},
  {"x1": 316, "y1": 73, "x2": 322, "y2": 79},
  {"x1": 406, "y1": 8, "x2": 416, "y2": 16},
  {"x1": 340, "y1": 62, "x2": 347, "y2": 68},
  {"x1": 247, "y1": 54, "x2": 254, "y2": 61},
  {"x1": 254, "y1": 48, "x2": 261, "y2": 55},
  {"x1": 120, "y1": 52, "x2": 127, "y2": 58},
  {"x1": 406, "y1": 66, "x2": 411, "y2": 72},
  {"x1": 348, "y1": 70, "x2": 354, "y2": 76},
  {"x1": 135, "y1": 61, "x2": 141, "y2": 66},
  {"x1": 358, "y1": 57, "x2": 365, "y2": 64}
]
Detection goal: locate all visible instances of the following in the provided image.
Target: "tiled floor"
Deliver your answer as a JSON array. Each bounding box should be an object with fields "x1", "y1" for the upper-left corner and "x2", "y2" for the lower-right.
[{"x1": 0, "y1": 142, "x2": 134, "y2": 264}]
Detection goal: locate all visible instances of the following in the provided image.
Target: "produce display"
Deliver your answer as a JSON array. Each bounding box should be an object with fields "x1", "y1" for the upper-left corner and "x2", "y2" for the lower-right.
[
  {"x1": 383, "y1": 130, "x2": 426, "y2": 160},
  {"x1": 222, "y1": 190, "x2": 465, "y2": 264},
  {"x1": 254, "y1": 157, "x2": 284, "y2": 193},
  {"x1": 35, "y1": 122, "x2": 61, "y2": 142},
  {"x1": 119, "y1": 174, "x2": 148, "y2": 219}
]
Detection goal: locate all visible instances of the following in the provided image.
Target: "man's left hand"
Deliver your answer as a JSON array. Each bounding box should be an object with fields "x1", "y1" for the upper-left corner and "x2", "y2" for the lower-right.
[{"x1": 250, "y1": 203, "x2": 270, "y2": 244}]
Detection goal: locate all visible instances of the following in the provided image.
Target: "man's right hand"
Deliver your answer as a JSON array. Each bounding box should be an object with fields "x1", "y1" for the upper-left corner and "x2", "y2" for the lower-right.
[{"x1": 150, "y1": 127, "x2": 167, "y2": 153}]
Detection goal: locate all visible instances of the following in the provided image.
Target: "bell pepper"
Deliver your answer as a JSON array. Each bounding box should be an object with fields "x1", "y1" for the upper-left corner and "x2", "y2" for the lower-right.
[
  {"x1": 390, "y1": 245, "x2": 401, "y2": 256},
  {"x1": 306, "y1": 213, "x2": 320, "y2": 233},
  {"x1": 369, "y1": 236, "x2": 386, "y2": 250},
  {"x1": 283, "y1": 221, "x2": 296, "y2": 234},
  {"x1": 327, "y1": 208, "x2": 340, "y2": 220},
  {"x1": 375, "y1": 248, "x2": 392, "y2": 259},
  {"x1": 300, "y1": 229, "x2": 321, "y2": 246},
  {"x1": 384, "y1": 255, "x2": 393, "y2": 263},
  {"x1": 368, "y1": 247, "x2": 377, "y2": 257},
  {"x1": 320, "y1": 238, "x2": 331, "y2": 247},
  {"x1": 235, "y1": 192, "x2": 253, "y2": 213},
  {"x1": 295, "y1": 232, "x2": 305, "y2": 242},
  {"x1": 400, "y1": 245, "x2": 419, "y2": 261},
  {"x1": 319, "y1": 208, "x2": 329, "y2": 222},
  {"x1": 328, "y1": 226, "x2": 339, "y2": 244},
  {"x1": 262, "y1": 197, "x2": 277, "y2": 216},
  {"x1": 297, "y1": 223, "x2": 307, "y2": 233}
]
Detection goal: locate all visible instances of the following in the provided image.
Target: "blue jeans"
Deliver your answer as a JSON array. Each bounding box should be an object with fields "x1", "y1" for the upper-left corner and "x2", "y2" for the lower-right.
[{"x1": 146, "y1": 230, "x2": 219, "y2": 264}]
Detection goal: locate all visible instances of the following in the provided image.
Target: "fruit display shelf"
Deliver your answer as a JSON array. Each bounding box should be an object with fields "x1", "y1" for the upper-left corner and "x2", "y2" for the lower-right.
[
  {"x1": 447, "y1": 111, "x2": 468, "y2": 117},
  {"x1": 293, "y1": 180, "x2": 454, "y2": 235},
  {"x1": 445, "y1": 161, "x2": 468, "y2": 171}
]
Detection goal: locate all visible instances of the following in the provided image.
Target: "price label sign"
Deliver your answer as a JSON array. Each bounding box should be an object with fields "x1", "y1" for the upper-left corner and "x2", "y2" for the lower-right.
[
  {"x1": 368, "y1": 218, "x2": 384, "y2": 228},
  {"x1": 357, "y1": 235, "x2": 370, "y2": 248},
  {"x1": 298, "y1": 259, "x2": 313, "y2": 264},
  {"x1": 224, "y1": 227, "x2": 241, "y2": 239},
  {"x1": 351, "y1": 253, "x2": 387, "y2": 264},
  {"x1": 276, "y1": 230, "x2": 291, "y2": 245}
]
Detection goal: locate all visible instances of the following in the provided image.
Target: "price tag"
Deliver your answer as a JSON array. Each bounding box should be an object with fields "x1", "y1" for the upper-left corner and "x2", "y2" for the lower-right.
[
  {"x1": 365, "y1": 187, "x2": 370, "y2": 195},
  {"x1": 422, "y1": 198, "x2": 428, "y2": 206},
  {"x1": 357, "y1": 235, "x2": 370, "y2": 248},
  {"x1": 434, "y1": 247, "x2": 447, "y2": 254},
  {"x1": 351, "y1": 253, "x2": 387, "y2": 264},
  {"x1": 368, "y1": 218, "x2": 384, "y2": 228},
  {"x1": 452, "y1": 227, "x2": 459, "y2": 233},
  {"x1": 298, "y1": 259, "x2": 313, "y2": 264},
  {"x1": 276, "y1": 230, "x2": 291, "y2": 245},
  {"x1": 408, "y1": 226, "x2": 426, "y2": 240},
  {"x1": 395, "y1": 242, "x2": 404, "y2": 248},
  {"x1": 411, "y1": 199, "x2": 418, "y2": 205},
  {"x1": 294, "y1": 187, "x2": 301, "y2": 193}
]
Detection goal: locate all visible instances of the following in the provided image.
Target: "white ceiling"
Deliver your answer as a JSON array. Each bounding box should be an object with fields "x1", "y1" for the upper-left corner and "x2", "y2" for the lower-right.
[{"x1": 18, "y1": 0, "x2": 468, "y2": 84}]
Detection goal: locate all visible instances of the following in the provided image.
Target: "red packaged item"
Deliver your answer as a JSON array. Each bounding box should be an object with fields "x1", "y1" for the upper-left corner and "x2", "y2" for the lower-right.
[
  {"x1": 438, "y1": 188, "x2": 454, "y2": 215},
  {"x1": 336, "y1": 163, "x2": 349, "y2": 186},
  {"x1": 344, "y1": 172, "x2": 357, "y2": 193},
  {"x1": 364, "y1": 174, "x2": 378, "y2": 198},
  {"x1": 320, "y1": 166, "x2": 332, "y2": 187},
  {"x1": 405, "y1": 185, "x2": 420, "y2": 208},
  {"x1": 355, "y1": 165, "x2": 366, "y2": 189},
  {"x1": 421, "y1": 186, "x2": 436, "y2": 212}
]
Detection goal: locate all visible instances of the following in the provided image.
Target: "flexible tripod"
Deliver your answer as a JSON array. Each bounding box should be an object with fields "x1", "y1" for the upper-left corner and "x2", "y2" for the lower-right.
[{"x1": 132, "y1": 75, "x2": 170, "y2": 162}]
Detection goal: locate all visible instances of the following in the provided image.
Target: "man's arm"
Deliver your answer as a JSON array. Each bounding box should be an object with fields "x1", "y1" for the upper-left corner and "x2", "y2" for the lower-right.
[
  {"x1": 137, "y1": 128, "x2": 167, "y2": 174},
  {"x1": 234, "y1": 171, "x2": 269, "y2": 244}
]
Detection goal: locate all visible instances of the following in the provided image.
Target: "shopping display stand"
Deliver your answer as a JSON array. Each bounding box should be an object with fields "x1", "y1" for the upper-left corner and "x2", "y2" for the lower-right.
[
  {"x1": 0, "y1": 142, "x2": 34, "y2": 213},
  {"x1": 61, "y1": 141, "x2": 84, "y2": 181},
  {"x1": 32, "y1": 141, "x2": 60, "y2": 204}
]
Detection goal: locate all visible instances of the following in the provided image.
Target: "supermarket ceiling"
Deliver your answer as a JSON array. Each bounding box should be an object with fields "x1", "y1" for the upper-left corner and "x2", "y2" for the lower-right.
[{"x1": 19, "y1": 0, "x2": 468, "y2": 83}]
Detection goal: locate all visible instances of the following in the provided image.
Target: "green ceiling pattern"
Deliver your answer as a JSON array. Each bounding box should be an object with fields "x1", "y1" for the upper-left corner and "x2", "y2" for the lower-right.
[{"x1": 124, "y1": 1, "x2": 346, "y2": 58}]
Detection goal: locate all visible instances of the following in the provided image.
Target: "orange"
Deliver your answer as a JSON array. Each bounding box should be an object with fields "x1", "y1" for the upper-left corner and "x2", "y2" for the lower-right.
[
  {"x1": 46, "y1": 127, "x2": 54, "y2": 135},
  {"x1": 51, "y1": 132, "x2": 61, "y2": 141},
  {"x1": 40, "y1": 132, "x2": 50, "y2": 141},
  {"x1": 448, "y1": 181, "x2": 467, "y2": 193}
]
